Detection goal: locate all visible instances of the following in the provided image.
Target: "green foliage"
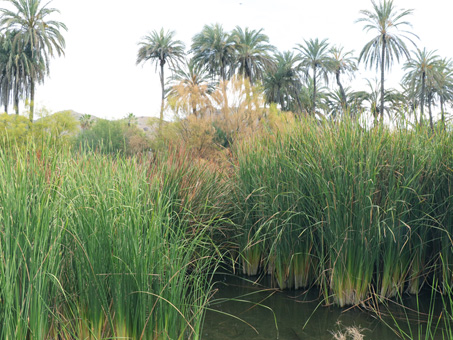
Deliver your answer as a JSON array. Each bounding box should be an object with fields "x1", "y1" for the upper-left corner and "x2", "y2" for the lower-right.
[
  {"x1": 0, "y1": 110, "x2": 78, "y2": 149},
  {"x1": 74, "y1": 118, "x2": 151, "y2": 155},
  {"x1": 34, "y1": 110, "x2": 79, "y2": 142},
  {"x1": 74, "y1": 119, "x2": 127, "y2": 154},
  {"x1": 0, "y1": 113, "x2": 31, "y2": 144}
]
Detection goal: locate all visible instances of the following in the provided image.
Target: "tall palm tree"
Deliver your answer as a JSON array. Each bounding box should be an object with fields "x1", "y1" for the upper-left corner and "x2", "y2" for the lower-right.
[
  {"x1": 0, "y1": 30, "x2": 36, "y2": 115},
  {"x1": 167, "y1": 60, "x2": 215, "y2": 118},
  {"x1": 190, "y1": 24, "x2": 236, "y2": 82},
  {"x1": 402, "y1": 48, "x2": 440, "y2": 128},
  {"x1": 9, "y1": 36, "x2": 33, "y2": 115},
  {"x1": 262, "y1": 51, "x2": 302, "y2": 113},
  {"x1": 295, "y1": 38, "x2": 331, "y2": 114},
  {"x1": 357, "y1": 0, "x2": 417, "y2": 121},
  {"x1": 230, "y1": 26, "x2": 275, "y2": 85},
  {"x1": 191, "y1": 24, "x2": 236, "y2": 117},
  {"x1": 329, "y1": 46, "x2": 357, "y2": 114},
  {"x1": 0, "y1": 31, "x2": 14, "y2": 113},
  {"x1": 0, "y1": 0, "x2": 67, "y2": 121},
  {"x1": 137, "y1": 28, "x2": 185, "y2": 130}
]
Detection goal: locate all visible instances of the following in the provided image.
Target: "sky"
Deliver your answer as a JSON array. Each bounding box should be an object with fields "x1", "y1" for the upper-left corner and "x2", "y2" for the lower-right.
[{"x1": 31, "y1": 0, "x2": 453, "y2": 120}]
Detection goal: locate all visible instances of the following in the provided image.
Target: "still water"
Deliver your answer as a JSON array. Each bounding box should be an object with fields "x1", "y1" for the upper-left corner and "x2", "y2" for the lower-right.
[{"x1": 203, "y1": 275, "x2": 441, "y2": 340}]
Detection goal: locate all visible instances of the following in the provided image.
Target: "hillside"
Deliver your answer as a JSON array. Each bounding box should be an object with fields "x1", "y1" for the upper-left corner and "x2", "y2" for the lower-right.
[{"x1": 51, "y1": 110, "x2": 160, "y2": 138}]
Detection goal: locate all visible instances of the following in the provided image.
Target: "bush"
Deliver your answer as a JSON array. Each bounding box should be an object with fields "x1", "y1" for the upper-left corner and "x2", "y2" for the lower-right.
[{"x1": 74, "y1": 119, "x2": 127, "y2": 153}]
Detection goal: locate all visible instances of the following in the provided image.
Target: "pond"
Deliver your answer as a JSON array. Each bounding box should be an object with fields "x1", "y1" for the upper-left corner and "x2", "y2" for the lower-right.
[{"x1": 203, "y1": 275, "x2": 443, "y2": 340}]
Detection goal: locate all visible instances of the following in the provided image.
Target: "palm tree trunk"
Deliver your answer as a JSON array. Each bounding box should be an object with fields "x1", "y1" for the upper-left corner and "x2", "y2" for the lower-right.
[
  {"x1": 159, "y1": 61, "x2": 165, "y2": 134},
  {"x1": 441, "y1": 98, "x2": 445, "y2": 130},
  {"x1": 412, "y1": 98, "x2": 418, "y2": 126},
  {"x1": 336, "y1": 70, "x2": 348, "y2": 114},
  {"x1": 295, "y1": 95, "x2": 304, "y2": 117},
  {"x1": 220, "y1": 60, "x2": 226, "y2": 82},
  {"x1": 246, "y1": 66, "x2": 253, "y2": 86},
  {"x1": 29, "y1": 80, "x2": 35, "y2": 122},
  {"x1": 428, "y1": 94, "x2": 434, "y2": 131},
  {"x1": 420, "y1": 72, "x2": 425, "y2": 126},
  {"x1": 14, "y1": 85, "x2": 19, "y2": 115},
  {"x1": 312, "y1": 66, "x2": 317, "y2": 115},
  {"x1": 380, "y1": 38, "x2": 386, "y2": 122}
]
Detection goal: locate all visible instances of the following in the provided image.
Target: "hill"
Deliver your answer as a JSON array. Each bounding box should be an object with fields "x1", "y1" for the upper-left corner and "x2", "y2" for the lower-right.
[{"x1": 49, "y1": 110, "x2": 160, "y2": 138}]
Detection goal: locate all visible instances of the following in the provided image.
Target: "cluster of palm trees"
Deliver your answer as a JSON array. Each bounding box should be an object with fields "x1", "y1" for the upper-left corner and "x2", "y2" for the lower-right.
[
  {"x1": 137, "y1": 0, "x2": 453, "y2": 128},
  {"x1": 0, "y1": 0, "x2": 66, "y2": 121},
  {"x1": 402, "y1": 49, "x2": 453, "y2": 129}
]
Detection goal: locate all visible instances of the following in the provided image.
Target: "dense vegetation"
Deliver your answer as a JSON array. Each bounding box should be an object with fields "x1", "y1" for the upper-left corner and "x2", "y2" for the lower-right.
[
  {"x1": 0, "y1": 145, "x2": 230, "y2": 339},
  {"x1": 235, "y1": 118, "x2": 453, "y2": 307},
  {"x1": 0, "y1": 0, "x2": 453, "y2": 339},
  {"x1": 1, "y1": 117, "x2": 453, "y2": 339}
]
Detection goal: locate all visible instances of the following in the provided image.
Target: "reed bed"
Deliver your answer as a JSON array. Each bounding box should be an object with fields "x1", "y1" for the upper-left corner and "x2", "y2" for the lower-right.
[
  {"x1": 0, "y1": 116, "x2": 452, "y2": 340},
  {"x1": 233, "y1": 118, "x2": 453, "y2": 306},
  {"x1": 0, "y1": 145, "x2": 229, "y2": 339}
]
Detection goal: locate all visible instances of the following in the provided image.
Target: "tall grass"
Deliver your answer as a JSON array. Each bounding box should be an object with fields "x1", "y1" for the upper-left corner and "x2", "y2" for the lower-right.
[
  {"x1": 233, "y1": 117, "x2": 453, "y2": 306},
  {"x1": 0, "y1": 144, "x2": 229, "y2": 339}
]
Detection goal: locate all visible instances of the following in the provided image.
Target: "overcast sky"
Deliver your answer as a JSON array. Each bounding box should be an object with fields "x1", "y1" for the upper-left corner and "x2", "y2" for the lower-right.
[{"x1": 33, "y1": 0, "x2": 453, "y2": 120}]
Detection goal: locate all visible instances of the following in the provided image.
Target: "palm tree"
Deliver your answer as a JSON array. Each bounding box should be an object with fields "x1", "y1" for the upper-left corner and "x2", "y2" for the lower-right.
[
  {"x1": 0, "y1": 31, "x2": 14, "y2": 113},
  {"x1": 330, "y1": 46, "x2": 357, "y2": 114},
  {"x1": 327, "y1": 87, "x2": 364, "y2": 119},
  {"x1": 295, "y1": 38, "x2": 331, "y2": 114},
  {"x1": 137, "y1": 28, "x2": 185, "y2": 130},
  {"x1": 400, "y1": 82, "x2": 420, "y2": 125},
  {"x1": 357, "y1": 0, "x2": 417, "y2": 121},
  {"x1": 79, "y1": 113, "x2": 93, "y2": 130},
  {"x1": 356, "y1": 78, "x2": 402, "y2": 120},
  {"x1": 262, "y1": 51, "x2": 302, "y2": 113},
  {"x1": 299, "y1": 76, "x2": 329, "y2": 117},
  {"x1": 434, "y1": 58, "x2": 453, "y2": 128},
  {"x1": 402, "y1": 48, "x2": 440, "y2": 128},
  {"x1": 230, "y1": 26, "x2": 275, "y2": 85},
  {"x1": 0, "y1": 30, "x2": 35, "y2": 115},
  {"x1": 0, "y1": 0, "x2": 67, "y2": 121},
  {"x1": 190, "y1": 24, "x2": 236, "y2": 82},
  {"x1": 125, "y1": 113, "x2": 137, "y2": 127},
  {"x1": 167, "y1": 60, "x2": 215, "y2": 118}
]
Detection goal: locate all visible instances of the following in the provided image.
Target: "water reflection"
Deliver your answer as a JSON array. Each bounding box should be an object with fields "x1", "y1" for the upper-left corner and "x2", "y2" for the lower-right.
[{"x1": 203, "y1": 275, "x2": 440, "y2": 340}]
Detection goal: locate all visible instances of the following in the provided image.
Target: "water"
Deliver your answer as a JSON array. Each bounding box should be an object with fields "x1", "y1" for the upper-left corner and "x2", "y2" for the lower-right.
[{"x1": 203, "y1": 275, "x2": 443, "y2": 340}]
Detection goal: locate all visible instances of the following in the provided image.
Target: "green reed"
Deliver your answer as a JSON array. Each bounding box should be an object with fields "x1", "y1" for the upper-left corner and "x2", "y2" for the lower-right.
[
  {"x1": 0, "y1": 144, "x2": 228, "y2": 339},
  {"x1": 233, "y1": 116, "x2": 453, "y2": 306}
]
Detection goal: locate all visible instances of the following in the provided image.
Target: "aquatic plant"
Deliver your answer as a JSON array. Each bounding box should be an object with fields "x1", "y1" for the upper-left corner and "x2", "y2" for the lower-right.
[
  {"x1": 0, "y1": 144, "x2": 228, "y2": 339},
  {"x1": 234, "y1": 116, "x2": 453, "y2": 306}
]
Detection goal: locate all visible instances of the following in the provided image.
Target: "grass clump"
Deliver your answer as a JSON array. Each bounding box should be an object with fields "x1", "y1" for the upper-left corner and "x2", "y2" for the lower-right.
[
  {"x1": 0, "y1": 144, "x2": 229, "y2": 339},
  {"x1": 233, "y1": 116, "x2": 453, "y2": 306}
]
